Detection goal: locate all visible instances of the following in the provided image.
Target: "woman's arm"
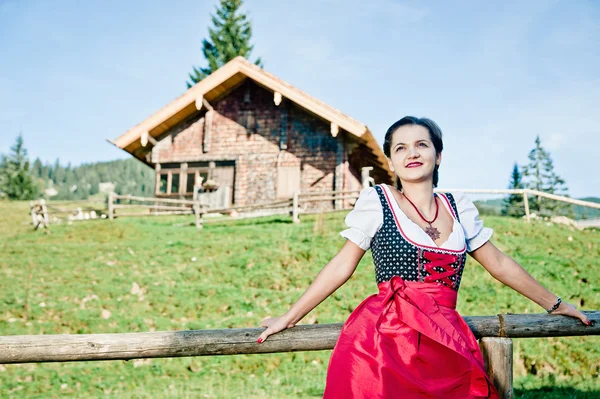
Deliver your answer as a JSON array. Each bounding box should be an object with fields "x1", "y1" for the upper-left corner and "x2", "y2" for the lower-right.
[
  {"x1": 470, "y1": 241, "x2": 592, "y2": 325},
  {"x1": 257, "y1": 240, "x2": 366, "y2": 343}
]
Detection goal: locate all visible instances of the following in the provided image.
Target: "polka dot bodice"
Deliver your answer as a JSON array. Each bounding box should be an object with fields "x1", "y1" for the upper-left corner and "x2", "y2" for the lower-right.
[{"x1": 371, "y1": 185, "x2": 468, "y2": 291}]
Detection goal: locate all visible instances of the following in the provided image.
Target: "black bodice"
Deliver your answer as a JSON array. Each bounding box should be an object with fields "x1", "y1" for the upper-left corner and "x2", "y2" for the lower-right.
[{"x1": 370, "y1": 185, "x2": 468, "y2": 291}]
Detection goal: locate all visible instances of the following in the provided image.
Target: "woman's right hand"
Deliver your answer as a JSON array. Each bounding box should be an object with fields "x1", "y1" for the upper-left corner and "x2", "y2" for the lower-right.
[{"x1": 257, "y1": 314, "x2": 296, "y2": 343}]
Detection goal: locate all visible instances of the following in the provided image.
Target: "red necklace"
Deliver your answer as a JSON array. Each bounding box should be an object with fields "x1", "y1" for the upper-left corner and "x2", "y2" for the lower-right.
[{"x1": 402, "y1": 192, "x2": 441, "y2": 241}]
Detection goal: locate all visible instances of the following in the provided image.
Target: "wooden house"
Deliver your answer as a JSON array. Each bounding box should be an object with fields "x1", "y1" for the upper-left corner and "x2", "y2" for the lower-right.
[{"x1": 110, "y1": 57, "x2": 392, "y2": 209}]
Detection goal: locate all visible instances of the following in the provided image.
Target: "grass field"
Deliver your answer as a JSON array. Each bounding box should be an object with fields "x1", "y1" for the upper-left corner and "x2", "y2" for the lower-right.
[{"x1": 1, "y1": 200, "x2": 599, "y2": 398}]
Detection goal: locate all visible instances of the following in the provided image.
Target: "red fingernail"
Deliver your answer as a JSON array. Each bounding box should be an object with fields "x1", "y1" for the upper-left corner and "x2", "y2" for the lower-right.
[{"x1": 257, "y1": 338, "x2": 263, "y2": 343}]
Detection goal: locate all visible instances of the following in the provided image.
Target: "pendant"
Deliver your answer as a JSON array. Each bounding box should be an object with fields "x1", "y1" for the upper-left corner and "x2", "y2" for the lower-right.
[{"x1": 425, "y1": 225, "x2": 441, "y2": 241}]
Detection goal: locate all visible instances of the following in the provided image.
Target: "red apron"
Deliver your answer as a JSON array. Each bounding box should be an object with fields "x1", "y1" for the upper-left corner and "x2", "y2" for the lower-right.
[{"x1": 323, "y1": 276, "x2": 499, "y2": 399}]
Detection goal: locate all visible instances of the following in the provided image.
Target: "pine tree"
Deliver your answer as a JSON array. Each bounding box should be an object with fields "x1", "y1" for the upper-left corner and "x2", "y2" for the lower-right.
[
  {"x1": 187, "y1": 0, "x2": 262, "y2": 87},
  {"x1": 0, "y1": 134, "x2": 39, "y2": 200},
  {"x1": 502, "y1": 163, "x2": 525, "y2": 217},
  {"x1": 521, "y1": 136, "x2": 571, "y2": 217}
]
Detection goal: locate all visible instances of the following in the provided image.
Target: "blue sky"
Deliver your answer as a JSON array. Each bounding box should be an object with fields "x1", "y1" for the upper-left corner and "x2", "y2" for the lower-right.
[{"x1": 1, "y1": 0, "x2": 599, "y2": 197}]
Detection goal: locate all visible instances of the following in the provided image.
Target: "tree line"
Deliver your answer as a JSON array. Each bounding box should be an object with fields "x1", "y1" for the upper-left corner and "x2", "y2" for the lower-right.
[
  {"x1": 1, "y1": 132, "x2": 586, "y2": 221},
  {"x1": 0, "y1": 134, "x2": 154, "y2": 200}
]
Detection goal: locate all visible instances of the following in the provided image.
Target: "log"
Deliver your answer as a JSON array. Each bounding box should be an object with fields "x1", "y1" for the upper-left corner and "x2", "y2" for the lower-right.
[
  {"x1": 466, "y1": 312, "x2": 600, "y2": 339},
  {"x1": 112, "y1": 195, "x2": 203, "y2": 206},
  {"x1": 203, "y1": 199, "x2": 292, "y2": 214},
  {"x1": 301, "y1": 208, "x2": 353, "y2": 216},
  {"x1": 434, "y1": 188, "x2": 600, "y2": 210},
  {"x1": 300, "y1": 195, "x2": 359, "y2": 203},
  {"x1": 115, "y1": 211, "x2": 194, "y2": 217},
  {"x1": 292, "y1": 191, "x2": 300, "y2": 223},
  {"x1": 435, "y1": 188, "x2": 525, "y2": 195},
  {"x1": 298, "y1": 189, "x2": 361, "y2": 198},
  {"x1": 480, "y1": 337, "x2": 513, "y2": 399},
  {"x1": 525, "y1": 189, "x2": 600, "y2": 209},
  {"x1": 193, "y1": 201, "x2": 203, "y2": 230},
  {"x1": 523, "y1": 192, "x2": 530, "y2": 223},
  {"x1": 40, "y1": 199, "x2": 49, "y2": 227},
  {"x1": 108, "y1": 192, "x2": 114, "y2": 220},
  {"x1": 112, "y1": 204, "x2": 191, "y2": 212},
  {"x1": 0, "y1": 312, "x2": 597, "y2": 364}
]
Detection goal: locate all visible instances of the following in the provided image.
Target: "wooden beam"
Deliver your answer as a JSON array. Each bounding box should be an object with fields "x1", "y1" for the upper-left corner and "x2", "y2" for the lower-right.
[
  {"x1": 331, "y1": 123, "x2": 339, "y2": 137},
  {"x1": 523, "y1": 192, "x2": 531, "y2": 223},
  {"x1": 203, "y1": 110, "x2": 213, "y2": 153},
  {"x1": 525, "y1": 189, "x2": 600, "y2": 209},
  {"x1": 480, "y1": 337, "x2": 513, "y2": 399},
  {"x1": 0, "y1": 312, "x2": 597, "y2": 364},
  {"x1": 140, "y1": 131, "x2": 158, "y2": 147}
]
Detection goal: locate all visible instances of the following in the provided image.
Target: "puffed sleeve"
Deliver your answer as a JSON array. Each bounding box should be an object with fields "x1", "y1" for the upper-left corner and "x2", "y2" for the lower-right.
[
  {"x1": 339, "y1": 186, "x2": 383, "y2": 250},
  {"x1": 453, "y1": 192, "x2": 493, "y2": 252}
]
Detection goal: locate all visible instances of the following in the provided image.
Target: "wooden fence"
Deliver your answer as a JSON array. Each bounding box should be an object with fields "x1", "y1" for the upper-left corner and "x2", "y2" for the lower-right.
[
  {"x1": 107, "y1": 190, "x2": 362, "y2": 228},
  {"x1": 437, "y1": 188, "x2": 600, "y2": 223},
  {"x1": 0, "y1": 311, "x2": 598, "y2": 398},
  {"x1": 106, "y1": 188, "x2": 600, "y2": 230},
  {"x1": 30, "y1": 188, "x2": 599, "y2": 230},
  {"x1": 29, "y1": 199, "x2": 108, "y2": 229}
]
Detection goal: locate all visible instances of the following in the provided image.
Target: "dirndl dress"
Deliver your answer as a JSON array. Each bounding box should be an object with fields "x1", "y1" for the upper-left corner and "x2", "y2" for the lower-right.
[{"x1": 323, "y1": 184, "x2": 499, "y2": 399}]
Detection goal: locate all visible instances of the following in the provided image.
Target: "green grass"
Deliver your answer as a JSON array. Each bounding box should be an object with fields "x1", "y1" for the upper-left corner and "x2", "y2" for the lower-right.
[{"x1": 0, "y1": 200, "x2": 599, "y2": 398}]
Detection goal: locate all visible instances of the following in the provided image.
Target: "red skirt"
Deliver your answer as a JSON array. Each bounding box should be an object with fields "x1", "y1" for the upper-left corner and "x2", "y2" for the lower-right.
[{"x1": 323, "y1": 276, "x2": 499, "y2": 399}]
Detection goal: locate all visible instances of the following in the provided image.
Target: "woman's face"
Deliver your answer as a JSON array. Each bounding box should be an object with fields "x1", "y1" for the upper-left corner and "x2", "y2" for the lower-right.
[{"x1": 387, "y1": 124, "x2": 441, "y2": 186}]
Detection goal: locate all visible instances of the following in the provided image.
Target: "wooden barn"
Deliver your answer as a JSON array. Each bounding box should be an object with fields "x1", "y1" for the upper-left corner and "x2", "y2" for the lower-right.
[{"x1": 111, "y1": 56, "x2": 393, "y2": 209}]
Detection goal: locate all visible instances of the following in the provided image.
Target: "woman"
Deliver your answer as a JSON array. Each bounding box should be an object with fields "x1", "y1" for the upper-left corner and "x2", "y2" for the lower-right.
[{"x1": 257, "y1": 116, "x2": 592, "y2": 398}]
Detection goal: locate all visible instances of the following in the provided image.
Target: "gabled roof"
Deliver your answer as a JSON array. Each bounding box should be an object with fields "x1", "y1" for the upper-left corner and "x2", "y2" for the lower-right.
[{"x1": 111, "y1": 56, "x2": 392, "y2": 178}]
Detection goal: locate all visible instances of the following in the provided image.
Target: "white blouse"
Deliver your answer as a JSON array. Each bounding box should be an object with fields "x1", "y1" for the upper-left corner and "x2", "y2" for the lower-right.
[{"x1": 340, "y1": 184, "x2": 493, "y2": 252}]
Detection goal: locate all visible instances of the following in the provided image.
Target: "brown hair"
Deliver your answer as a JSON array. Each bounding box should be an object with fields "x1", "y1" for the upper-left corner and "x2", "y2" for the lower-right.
[{"x1": 383, "y1": 116, "x2": 444, "y2": 190}]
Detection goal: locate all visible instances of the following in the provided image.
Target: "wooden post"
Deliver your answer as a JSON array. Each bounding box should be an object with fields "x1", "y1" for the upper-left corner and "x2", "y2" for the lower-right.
[
  {"x1": 40, "y1": 199, "x2": 49, "y2": 227},
  {"x1": 108, "y1": 192, "x2": 114, "y2": 220},
  {"x1": 193, "y1": 201, "x2": 203, "y2": 230},
  {"x1": 523, "y1": 190, "x2": 530, "y2": 223},
  {"x1": 154, "y1": 163, "x2": 161, "y2": 196},
  {"x1": 479, "y1": 337, "x2": 513, "y2": 399},
  {"x1": 361, "y1": 166, "x2": 374, "y2": 189},
  {"x1": 292, "y1": 190, "x2": 300, "y2": 223},
  {"x1": 29, "y1": 201, "x2": 38, "y2": 229}
]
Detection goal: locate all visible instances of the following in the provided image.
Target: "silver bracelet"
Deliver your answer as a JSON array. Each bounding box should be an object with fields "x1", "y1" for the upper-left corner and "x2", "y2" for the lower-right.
[{"x1": 546, "y1": 297, "x2": 562, "y2": 313}]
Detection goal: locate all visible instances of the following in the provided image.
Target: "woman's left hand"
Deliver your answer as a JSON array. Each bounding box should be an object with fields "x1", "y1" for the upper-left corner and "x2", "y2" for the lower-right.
[{"x1": 550, "y1": 301, "x2": 594, "y2": 326}]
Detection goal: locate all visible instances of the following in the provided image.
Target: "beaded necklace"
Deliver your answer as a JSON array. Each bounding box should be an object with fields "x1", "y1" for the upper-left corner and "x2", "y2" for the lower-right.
[{"x1": 402, "y1": 192, "x2": 441, "y2": 241}]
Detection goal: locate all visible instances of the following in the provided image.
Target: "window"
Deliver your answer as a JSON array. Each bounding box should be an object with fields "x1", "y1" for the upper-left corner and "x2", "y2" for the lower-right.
[
  {"x1": 186, "y1": 173, "x2": 196, "y2": 193},
  {"x1": 171, "y1": 173, "x2": 180, "y2": 194},
  {"x1": 159, "y1": 174, "x2": 168, "y2": 194}
]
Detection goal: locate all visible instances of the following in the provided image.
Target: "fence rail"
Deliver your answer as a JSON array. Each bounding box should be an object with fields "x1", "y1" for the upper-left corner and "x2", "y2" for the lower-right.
[
  {"x1": 100, "y1": 187, "x2": 600, "y2": 230},
  {"x1": 1, "y1": 312, "x2": 598, "y2": 398},
  {"x1": 29, "y1": 199, "x2": 108, "y2": 228},
  {"x1": 1, "y1": 311, "x2": 596, "y2": 364}
]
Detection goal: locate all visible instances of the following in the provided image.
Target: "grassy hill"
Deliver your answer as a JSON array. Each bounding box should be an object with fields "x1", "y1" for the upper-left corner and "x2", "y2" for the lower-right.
[{"x1": 0, "y1": 201, "x2": 598, "y2": 398}]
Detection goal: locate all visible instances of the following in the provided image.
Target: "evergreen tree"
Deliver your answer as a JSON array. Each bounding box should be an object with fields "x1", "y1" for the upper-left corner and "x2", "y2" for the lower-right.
[
  {"x1": 32, "y1": 158, "x2": 43, "y2": 178},
  {"x1": 187, "y1": 0, "x2": 262, "y2": 87},
  {"x1": 54, "y1": 158, "x2": 65, "y2": 184},
  {"x1": 521, "y1": 136, "x2": 571, "y2": 217},
  {"x1": 502, "y1": 163, "x2": 525, "y2": 217},
  {"x1": 0, "y1": 134, "x2": 39, "y2": 200}
]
